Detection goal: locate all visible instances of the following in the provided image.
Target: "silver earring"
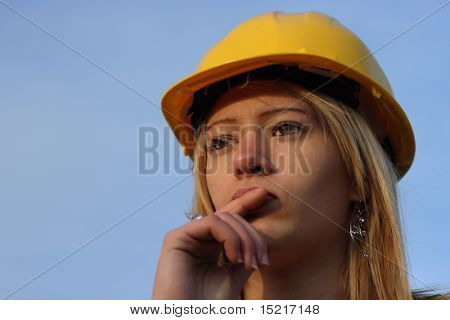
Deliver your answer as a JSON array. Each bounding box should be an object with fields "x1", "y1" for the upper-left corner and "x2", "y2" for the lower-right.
[
  {"x1": 186, "y1": 211, "x2": 204, "y2": 221},
  {"x1": 350, "y1": 201, "x2": 369, "y2": 258}
]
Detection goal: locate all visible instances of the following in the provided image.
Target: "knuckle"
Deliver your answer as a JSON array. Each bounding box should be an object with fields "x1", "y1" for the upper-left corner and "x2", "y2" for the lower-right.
[
  {"x1": 215, "y1": 210, "x2": 231, "y2": 216},
  {"x1": 209, "y1": 214, "x2": 222, "y2": 224},
  {"x1": 215, "y1": 211, "x2": 226, "y2": 219},
  {"x1": 162, "y1": 229, "x2": 179, "y2": 245}
]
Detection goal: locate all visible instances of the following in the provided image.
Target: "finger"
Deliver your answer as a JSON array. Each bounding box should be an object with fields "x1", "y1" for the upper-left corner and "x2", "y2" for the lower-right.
[
  {"x1": 228, "y1": 212, "x2": 269, "y2": 267},
  {"x1": 215, "y1": 211, "x2": 259, "y2": 270},
  {"x1": 219, "y1": 187, "x2": 268, "y2": 218},
  {"x1": 181, "y1": 214, "x2": 244, "y2": 264}
]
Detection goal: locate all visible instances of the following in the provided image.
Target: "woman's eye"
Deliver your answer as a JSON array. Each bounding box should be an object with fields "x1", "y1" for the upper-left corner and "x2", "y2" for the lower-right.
[
  {"x1": 272, "y1": 122, "x2": 303, "y2": 136},
  {"x1": 208, "y1": 135, "x2": 235, "y2": 150}
]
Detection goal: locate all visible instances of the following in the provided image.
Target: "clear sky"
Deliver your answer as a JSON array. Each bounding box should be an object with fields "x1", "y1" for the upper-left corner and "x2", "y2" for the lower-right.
[{"x1": 1, "y1": 1, "x2": 449, "y2": 299}]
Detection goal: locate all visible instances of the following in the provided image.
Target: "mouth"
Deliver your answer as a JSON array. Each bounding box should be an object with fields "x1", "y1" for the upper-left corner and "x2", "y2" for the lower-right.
[
  {"x1": 231, "y1": 186, "x2": 280, "y2": 219},
  {"x1": 232, "y1": 186, "x2": 278, "y2": 201}
]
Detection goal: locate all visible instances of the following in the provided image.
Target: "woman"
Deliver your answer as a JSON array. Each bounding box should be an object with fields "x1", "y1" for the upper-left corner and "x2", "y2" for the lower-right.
[{"x1": 152, "y1": 11, "x2": 446, "y2": 299}]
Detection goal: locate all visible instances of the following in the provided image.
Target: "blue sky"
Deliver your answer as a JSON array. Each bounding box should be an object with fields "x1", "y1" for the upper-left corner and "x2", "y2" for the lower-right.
[{"x1": 1, "y1": 1, "x2": 449, "y2": 299}]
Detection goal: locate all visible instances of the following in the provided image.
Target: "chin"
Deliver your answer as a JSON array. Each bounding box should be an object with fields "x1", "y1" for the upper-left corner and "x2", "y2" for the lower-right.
[{"x1": 247, "y1": 212, "x2": 289, "y2": 242}]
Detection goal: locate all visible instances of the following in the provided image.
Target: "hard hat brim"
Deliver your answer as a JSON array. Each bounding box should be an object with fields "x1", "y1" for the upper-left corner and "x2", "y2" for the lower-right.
[{"x1": 161, "y1": 53, "x2": 415, "y2": 179}]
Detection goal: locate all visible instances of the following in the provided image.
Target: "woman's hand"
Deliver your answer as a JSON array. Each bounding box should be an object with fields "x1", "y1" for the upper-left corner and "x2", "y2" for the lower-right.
[{"x1": 151, "y1": 187, "x2": 270, "y2": 299}]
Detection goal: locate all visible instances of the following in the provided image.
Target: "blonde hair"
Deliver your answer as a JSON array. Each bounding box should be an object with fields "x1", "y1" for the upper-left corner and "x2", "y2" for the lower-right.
[{"x1": 188, "y1": 76, "x2": 444, "y2": 300}]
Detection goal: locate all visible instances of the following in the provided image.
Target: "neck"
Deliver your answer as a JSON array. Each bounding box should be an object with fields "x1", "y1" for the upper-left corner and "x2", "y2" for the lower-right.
[{"x1": 241, "y1": 242, "x2": 348, "y2": 299}]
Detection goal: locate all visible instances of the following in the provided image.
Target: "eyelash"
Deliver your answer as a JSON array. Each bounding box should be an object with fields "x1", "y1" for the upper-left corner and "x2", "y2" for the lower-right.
[
  {"x1": 273, "y1": 121, "x2": 304, "y2": 137},
  {"x1": 207, "y1": 122, "x2": 304, "y2": 151}
]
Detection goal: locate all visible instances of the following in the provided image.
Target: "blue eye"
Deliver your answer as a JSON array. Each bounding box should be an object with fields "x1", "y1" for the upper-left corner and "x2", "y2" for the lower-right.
[
  {"x1": 208, "y1": 135, "x2": 235, "y2": 150},
  {"x1": 273, "y1": 122, "x2": 303, "y2": 136}
]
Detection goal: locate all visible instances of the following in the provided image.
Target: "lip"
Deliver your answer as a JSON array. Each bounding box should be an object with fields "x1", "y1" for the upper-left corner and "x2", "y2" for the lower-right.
[{"x1": 232, "y1": 186, "x2": 277, "y2": 201}]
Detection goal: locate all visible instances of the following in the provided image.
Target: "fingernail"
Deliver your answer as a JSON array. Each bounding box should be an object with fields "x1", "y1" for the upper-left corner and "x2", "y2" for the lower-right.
[
  {"x1": 237, "y1": 252, "x2": 243, "y2": 263},
  {"x1": 251, "y1": 255, "x2": 259, "y2": 270},
  {"x1": 261, "y1": 252, "x2": 270, "y2": 266}
]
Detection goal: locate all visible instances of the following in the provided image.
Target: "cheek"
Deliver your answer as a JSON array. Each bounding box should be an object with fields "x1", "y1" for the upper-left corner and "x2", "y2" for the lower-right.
[
  {"x1": 275, "y1": 133, "x2": 348, "y2": 191},
  {"x1": 271, "y1": 142, "x2": 307, "y2": 177},
  {"x1": 260, "y1": 140, "x2": 351, "y2": 261},
  {"x1": 206, "y1": 157, "x2": 233, "y2": 209},
  {"x1": 272, "y1": 134, "x2": 351, "y2": 226},
  {"x1": 205, "y1": 170, "x2": 219, "y2": 209},
  {"x1": 294, "y1": 137, "x2": 351, "y2": 226},
  {"x1": 270, "y1": 135, "x2": 318, "y2": 177}
]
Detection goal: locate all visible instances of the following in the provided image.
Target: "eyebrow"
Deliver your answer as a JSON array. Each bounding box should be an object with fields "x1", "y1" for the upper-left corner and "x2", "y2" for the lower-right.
[{"x1": 206, "y1": 107, "x2": 308, "y2": 131}]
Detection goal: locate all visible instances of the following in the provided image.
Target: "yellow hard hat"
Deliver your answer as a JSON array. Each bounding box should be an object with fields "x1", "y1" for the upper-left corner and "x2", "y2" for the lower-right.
[{"x1": 161, "y1": 11, "x2": 415, "y2": 178}]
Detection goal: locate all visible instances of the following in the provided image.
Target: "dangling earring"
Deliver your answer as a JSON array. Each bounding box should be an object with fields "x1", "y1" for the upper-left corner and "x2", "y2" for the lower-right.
[{"x1": 350, "y1": 200, "x2": 369, "y2": 258}]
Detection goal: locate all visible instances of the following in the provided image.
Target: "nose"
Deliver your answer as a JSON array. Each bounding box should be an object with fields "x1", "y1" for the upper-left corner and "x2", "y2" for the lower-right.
[{"x1": 234, "y1": 126, "x2": 274, "y2": 178}]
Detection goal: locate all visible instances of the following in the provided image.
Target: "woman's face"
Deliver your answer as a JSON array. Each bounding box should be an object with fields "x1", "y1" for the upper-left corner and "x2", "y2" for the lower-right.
[{"x1": 204, "y1": 80, "x2": 358, "y2": 267}]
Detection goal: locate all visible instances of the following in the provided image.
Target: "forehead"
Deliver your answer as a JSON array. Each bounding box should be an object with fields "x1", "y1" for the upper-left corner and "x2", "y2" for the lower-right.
[{"x1": 206, "y1": 80, "x2": 312, "y2": 123}]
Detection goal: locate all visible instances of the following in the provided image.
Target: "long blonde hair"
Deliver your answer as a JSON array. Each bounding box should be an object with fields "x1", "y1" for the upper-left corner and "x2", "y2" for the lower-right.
[{"x1": 187, "y1": 74, "x2": 443, "y2": 299}]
